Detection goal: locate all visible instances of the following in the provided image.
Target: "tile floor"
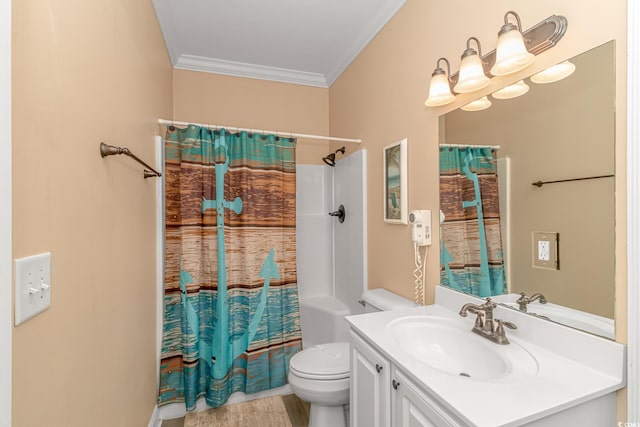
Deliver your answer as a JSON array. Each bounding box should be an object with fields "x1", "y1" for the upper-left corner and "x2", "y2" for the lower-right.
[{"x1": 161, "y1": 394, "x2": 310, "y2": 427}]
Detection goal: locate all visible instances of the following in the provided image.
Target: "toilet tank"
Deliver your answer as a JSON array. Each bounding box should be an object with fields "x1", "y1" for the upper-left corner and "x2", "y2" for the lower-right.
[{"x1": 360, "y1": 288, "x2": 418, "y2": 313}]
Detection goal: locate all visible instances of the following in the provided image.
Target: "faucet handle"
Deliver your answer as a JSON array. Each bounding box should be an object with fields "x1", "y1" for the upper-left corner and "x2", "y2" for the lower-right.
[
  {"x1": 516, "y1": 293, "x2": 529, "y2": 312},
  {"x1": 494, "y1": 319, "x2": 517, "y2": 344},
  {"x1": 482, "y1": 298, "x2": 497, "y2": 310},
  {"x1": 495, "y1": 319, "x2": 517, "y2": 333}
]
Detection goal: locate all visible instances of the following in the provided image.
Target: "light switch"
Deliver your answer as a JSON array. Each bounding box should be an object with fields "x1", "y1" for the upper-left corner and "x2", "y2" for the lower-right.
[{"x1": 15, "y1": 252, "x2": 52, "y2": 325}]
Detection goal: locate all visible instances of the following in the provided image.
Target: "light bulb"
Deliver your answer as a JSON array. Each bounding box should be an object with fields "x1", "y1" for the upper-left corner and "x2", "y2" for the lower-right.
[
  {"x1": 425, "y1": 59, "x2": 455, "y2": 107},
  {"x1": 530, "y1": 61, "x2": 576, "y2": 84},
  {"x1": 491, "y1": 80, "x2": 530, "y2": 100},
  {"x1": 490, "y1": 12, "x2": 535, "y2": 76},
  {"x1": 460, "y1": 96, "x2": 492, "y2": 111},
  {"x1": 454, "y1": 38, "x2": 490, "y2": 93},
  {"x1": 455, "y1": 55, "x2": 490, "y2": 93}
]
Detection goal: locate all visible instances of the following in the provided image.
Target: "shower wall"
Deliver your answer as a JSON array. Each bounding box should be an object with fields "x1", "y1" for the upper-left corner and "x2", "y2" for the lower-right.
[
  {"x1": 334, "y1": 150, "x2": 367, "y2": 314},
  {"x1": 296, "y1": 150, "x2": 367, "y2": 306},
  {"x1": 296, "y1": 165, "x2": 335, "y2": 299}
]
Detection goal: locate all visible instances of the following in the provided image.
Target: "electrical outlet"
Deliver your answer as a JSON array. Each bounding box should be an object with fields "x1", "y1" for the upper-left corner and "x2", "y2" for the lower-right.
[
  {"x1": 15, "y1": 252, "x2": 52, "y2": 325},
  {"x1": 532, "y1": 232, "x2": 559, "y2": 270},
  {"x1": 538, "y1": 240, "x2": 550, "y2": 261}
]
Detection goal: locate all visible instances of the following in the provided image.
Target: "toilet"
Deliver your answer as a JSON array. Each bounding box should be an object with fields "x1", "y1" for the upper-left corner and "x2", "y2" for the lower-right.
[{"x1": 288, "y1": 288, "x2": 416, "y2": 427}]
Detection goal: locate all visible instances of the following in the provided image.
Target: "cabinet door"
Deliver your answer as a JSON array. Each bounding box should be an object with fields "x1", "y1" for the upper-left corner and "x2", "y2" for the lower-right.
[
  {"x1": 391, "y1": 368, "x2": 463, "y2": 427},
  {"x1": 350, "y1": 330, "x2": 391, "y2": 427}
]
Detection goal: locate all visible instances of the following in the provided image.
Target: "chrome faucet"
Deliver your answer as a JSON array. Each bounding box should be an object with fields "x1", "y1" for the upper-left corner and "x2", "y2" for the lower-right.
[
  {"x1": 459, "y1": 298, "x2": 517, "y2": 345},
  {"x1": 516, "y1": 292, "x2": 547, "y2": 312}
]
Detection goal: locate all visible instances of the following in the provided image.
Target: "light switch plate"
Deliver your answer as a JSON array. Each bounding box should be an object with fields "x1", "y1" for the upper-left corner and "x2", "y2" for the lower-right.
[
  {"x1": 15, "y1": 252, "x2": 52, "y2": 325},
  {"x1": 532, "y1": 232, "x2": 559, "y2": 270}
]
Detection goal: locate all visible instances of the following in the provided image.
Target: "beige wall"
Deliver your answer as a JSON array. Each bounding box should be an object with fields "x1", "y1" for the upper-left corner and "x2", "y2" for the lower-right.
[
  {"x1": 12, "y1": 0, "x2": 172, "y2": 425},
  {"x1": 173, "y1": 70, "x2": 331, "y2": 165},
  {"x1": 329, "y1": 0, "x2": 627, "y2": 416},
  {"x1": 443, "y1": 41, "x2": 616, "y2": 318}
]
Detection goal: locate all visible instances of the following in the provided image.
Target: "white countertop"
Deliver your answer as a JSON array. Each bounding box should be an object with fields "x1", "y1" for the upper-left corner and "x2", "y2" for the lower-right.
[{"x1": 346, "y1": 286, "x2": 626, "y2": 427}]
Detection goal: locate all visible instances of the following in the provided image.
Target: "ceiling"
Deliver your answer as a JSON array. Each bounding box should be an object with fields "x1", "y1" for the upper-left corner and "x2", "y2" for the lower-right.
[{"x1": 152, "y1": 0, "x2": 407, "y2": 88}]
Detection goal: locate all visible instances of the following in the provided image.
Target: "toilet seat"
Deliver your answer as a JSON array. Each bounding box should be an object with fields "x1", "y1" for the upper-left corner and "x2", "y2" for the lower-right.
[{"x1": 289, "y1": 342, "x2": 350, "y2": 380}]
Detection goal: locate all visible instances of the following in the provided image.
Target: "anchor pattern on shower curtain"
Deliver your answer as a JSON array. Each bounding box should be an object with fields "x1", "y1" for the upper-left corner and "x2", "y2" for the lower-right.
[
  {"x1": 439, "y1": 146, "x2": 506, "y2": 297},
  {"x1": 158, "y1": 125, "x2": 302, "y2": 410}
]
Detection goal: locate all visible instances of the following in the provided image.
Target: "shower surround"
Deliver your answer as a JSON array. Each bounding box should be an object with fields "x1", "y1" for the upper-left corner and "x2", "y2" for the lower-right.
[{"x1": 296, "y1": 150, "x2": 367, "y2": 342}]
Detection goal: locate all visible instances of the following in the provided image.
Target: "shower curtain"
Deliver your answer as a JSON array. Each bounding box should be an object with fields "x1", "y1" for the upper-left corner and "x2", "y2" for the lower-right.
[
  {"x1": 439, "y1": 146, "x2": 505, "y2": 297},
  {"x1": 158, "y1": 125, "x2": 302, "y2": 410}
]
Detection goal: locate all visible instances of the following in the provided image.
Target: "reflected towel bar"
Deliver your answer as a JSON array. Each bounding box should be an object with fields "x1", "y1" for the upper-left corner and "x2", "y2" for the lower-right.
[
  {"x1": 532, "y1": 174, "x2": 613, "y2": 187},
  {"x1": 100, "y1": 142, "x2": 162, "y2": 179}
]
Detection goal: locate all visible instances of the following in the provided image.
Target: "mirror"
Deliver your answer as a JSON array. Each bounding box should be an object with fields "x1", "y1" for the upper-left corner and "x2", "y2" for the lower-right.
[{"x1": 439, "y1": 41, "x2": 615, "y2": 339}]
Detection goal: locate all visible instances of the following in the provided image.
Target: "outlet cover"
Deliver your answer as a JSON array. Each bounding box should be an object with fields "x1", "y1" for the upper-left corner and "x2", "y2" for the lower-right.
[
  {"x1": 15, "y1": 252, "x2": 52, "y2": 325},
  {"x1": 532, "y1": 232, "x2": 559, "y2": 270}
]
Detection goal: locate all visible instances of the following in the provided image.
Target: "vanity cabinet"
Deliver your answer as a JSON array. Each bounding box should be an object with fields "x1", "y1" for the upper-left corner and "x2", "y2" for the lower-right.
[
  {"x1": 350, "y1": 330, "x2": 390, "y2": 427},
  {"x1": 350, "y1": 330, "x2": 462, "y2": 427},
  {"x1": 391, "y1": 367, "x2": 463, "y2": 427}
]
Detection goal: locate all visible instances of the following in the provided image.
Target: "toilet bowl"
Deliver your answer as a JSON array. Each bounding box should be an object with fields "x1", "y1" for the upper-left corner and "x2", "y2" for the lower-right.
[
  {"x1": 288, "y1": 342, "x2": 350, "y2": 427},
  {"x1": 289, "y1": 289, "x2": 417, "y2": 427}
]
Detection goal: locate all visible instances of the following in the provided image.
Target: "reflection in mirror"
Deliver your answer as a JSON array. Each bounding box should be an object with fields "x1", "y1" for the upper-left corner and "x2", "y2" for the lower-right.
[{"x1": 439, "y1": 41, "x2": 615, "y2": 339}]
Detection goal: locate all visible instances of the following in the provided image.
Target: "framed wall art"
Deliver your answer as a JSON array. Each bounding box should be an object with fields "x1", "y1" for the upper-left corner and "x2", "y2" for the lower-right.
[{"x1": 383, "y1": 138, "x2": 407, "y2": 224}]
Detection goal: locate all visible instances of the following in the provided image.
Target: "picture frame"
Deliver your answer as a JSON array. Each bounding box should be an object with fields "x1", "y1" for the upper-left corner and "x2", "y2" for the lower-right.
[{"x1": 383, "y1": 138, "x2": 407, "y2": 224}]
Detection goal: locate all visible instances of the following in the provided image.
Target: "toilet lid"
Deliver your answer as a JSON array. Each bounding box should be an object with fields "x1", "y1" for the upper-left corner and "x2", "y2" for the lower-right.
[{"x1": 289, "y1": 342, "x2": 350, "y2": 380}]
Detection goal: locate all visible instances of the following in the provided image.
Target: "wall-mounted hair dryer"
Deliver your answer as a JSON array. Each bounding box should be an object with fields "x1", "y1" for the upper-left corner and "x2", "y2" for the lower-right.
[{"x1": 409, "y1": 210, "x2": 432, "y2": 247}]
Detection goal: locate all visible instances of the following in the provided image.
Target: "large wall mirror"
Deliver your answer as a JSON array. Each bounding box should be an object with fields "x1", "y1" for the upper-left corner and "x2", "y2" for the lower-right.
[{"x1": 439, "y1": 41, "x2": 615, "y2": 339}]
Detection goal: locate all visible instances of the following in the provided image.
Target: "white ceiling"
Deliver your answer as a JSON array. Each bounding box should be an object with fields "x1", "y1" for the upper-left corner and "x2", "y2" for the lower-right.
[{"x1": 152, "y1": 0, "x2": 407, "y2": 88}]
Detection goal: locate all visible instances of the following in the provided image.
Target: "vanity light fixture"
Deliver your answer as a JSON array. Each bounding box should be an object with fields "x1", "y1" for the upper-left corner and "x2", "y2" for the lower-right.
[
  {"x1": 530, "y1": 61, "x2": 576, "y2": 84},
  {"x1": 490, "y1": 11, "x2": 535, "y2": 76},
  {"x1": 460, "y1": 96, "x2": 492, "y2": 112},
  {"x1": 424, "y1": 12, "x2": 567, "y2": 108},
  {"x1": 491, "y1": 80, "x2": 530, "y2": 100},
  {"x1": 424, "y1": 57, "x2": 456, "y2": 107},
  {"x1": 454, "y1": 37, "x2": 491, "y2": 93}
]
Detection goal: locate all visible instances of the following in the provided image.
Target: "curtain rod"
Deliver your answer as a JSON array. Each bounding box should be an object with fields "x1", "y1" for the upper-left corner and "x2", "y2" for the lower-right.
[
  {"x1": 440, "y1": 143, "x2": 501, "y2": 149},
  {"x1": 157, "y1": 119, "x2": 362, "y2": 144}
]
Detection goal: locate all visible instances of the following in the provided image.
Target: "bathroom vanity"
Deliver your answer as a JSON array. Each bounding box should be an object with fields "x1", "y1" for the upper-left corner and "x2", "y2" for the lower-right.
[{"x1": 346, "y1": 286, "x2": 626, "y2": 427}]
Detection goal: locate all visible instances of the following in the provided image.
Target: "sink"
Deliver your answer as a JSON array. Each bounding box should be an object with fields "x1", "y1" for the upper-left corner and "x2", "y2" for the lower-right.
[{"x1": 387, "y1": 316, "x2": 539, "y2": 381}]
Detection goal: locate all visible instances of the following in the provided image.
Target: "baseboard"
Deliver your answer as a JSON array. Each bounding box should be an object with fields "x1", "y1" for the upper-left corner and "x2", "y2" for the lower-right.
[{"x1": 148, "y1": 404, "x2": 161, "y2": 427}]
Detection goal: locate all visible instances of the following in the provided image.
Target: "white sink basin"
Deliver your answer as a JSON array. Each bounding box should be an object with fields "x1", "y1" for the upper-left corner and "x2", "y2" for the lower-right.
[{"x1": 387, "y1": 316, "x2": 539, "y2": 381}]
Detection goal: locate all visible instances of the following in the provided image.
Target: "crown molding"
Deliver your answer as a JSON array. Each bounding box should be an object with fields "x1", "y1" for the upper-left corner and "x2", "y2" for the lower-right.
[
  {"x1": 175, "y1": 54, "x2": 329, "y2": 88},
  {"x1": 325, "y1": 0, "x2": 406, "y2": 85}
]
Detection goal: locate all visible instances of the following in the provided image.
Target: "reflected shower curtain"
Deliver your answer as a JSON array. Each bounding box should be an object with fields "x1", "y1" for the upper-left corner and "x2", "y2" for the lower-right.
[
  {"x1": 158, "y1": 125, "x2": 302, "y2": 410},
  {"x1": 439, "y1": 146, "x2": 505, "y2": 297}
]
